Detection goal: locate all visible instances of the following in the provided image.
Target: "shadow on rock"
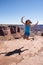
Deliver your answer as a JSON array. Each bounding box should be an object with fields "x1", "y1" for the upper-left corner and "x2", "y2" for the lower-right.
[{"x1": 5, "y1": 47, "x2": 28, "y2": 56}]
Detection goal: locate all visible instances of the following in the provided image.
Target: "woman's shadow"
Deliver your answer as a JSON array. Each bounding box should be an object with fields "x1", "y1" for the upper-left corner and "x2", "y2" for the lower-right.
[{"x1": 5, "y1": 47, "x2": 28, "y2": 56}]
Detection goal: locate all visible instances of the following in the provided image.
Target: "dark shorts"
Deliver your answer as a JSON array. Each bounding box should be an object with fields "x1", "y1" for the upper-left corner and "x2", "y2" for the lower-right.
[{"x1": 24, "y1": 32, "x2": 30, "y2": 36}]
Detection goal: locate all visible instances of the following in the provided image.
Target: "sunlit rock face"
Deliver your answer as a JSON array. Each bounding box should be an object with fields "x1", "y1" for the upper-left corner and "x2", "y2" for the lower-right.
[
  {"x1": 10, "y1": 26, "x2": 16, "y2": 34},
  {"x1": 0, "y1": 27, "x2": 4, "y2": 36},
  {"x1": 0, "y1": 25, "x2": 23, "y2": 40},
  {"x1": 0, "y1": 25, "x2": 21, "y2": 35},
  {"x1": 0, "y1": 26, "x2": 11, "y2": 36}
]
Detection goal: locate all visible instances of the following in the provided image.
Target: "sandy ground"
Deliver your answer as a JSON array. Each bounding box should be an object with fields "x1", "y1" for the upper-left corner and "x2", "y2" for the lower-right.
[{"x1": 0, "y1": 36, "x2": 43, "y2": 65}]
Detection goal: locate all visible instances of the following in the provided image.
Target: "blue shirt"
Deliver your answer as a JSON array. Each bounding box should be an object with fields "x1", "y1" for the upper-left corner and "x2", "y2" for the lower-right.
[{"x1": 25, "y1": 25, "x2": 30, "y2": 33}]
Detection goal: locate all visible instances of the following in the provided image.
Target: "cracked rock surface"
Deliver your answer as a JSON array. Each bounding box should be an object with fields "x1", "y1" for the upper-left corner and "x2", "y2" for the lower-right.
[{"x1": 0, "y1": 36, "x2": 43, "y2": 65}]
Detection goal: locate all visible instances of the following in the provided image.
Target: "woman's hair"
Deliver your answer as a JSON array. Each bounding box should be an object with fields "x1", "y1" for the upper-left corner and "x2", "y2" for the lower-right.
[{"x1": 25, "y1": 20, "x2": 32, "y2": 25}]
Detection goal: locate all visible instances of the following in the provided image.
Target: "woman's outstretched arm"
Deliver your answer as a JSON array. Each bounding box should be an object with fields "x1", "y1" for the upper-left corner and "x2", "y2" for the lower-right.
[
  {"x1": 21, "y1": 16, "x2": 25, "y2": 24},
  {"x1": 31, "y1": 21, "x2": 38, "y2": 27}
]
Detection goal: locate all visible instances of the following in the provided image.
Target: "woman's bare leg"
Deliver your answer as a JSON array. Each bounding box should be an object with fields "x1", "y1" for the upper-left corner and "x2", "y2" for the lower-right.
[
  {"x1": 26, "y1": 36, "x2": 34, "y2": 40},
  {"x1": 29, "y1": 36, "x2": 34, "y2": 40},
  {"x1": 26, "y1": 36, "x2": 30, "y2": 40},
  {"x1": 23, "y1": 35, "x2": 26, "y2": 39}
]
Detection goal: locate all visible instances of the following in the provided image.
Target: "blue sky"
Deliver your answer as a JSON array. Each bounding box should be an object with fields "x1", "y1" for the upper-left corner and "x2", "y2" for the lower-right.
[{"x1": 0, "y1": 0, "x2": 43, "y2": 24}]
